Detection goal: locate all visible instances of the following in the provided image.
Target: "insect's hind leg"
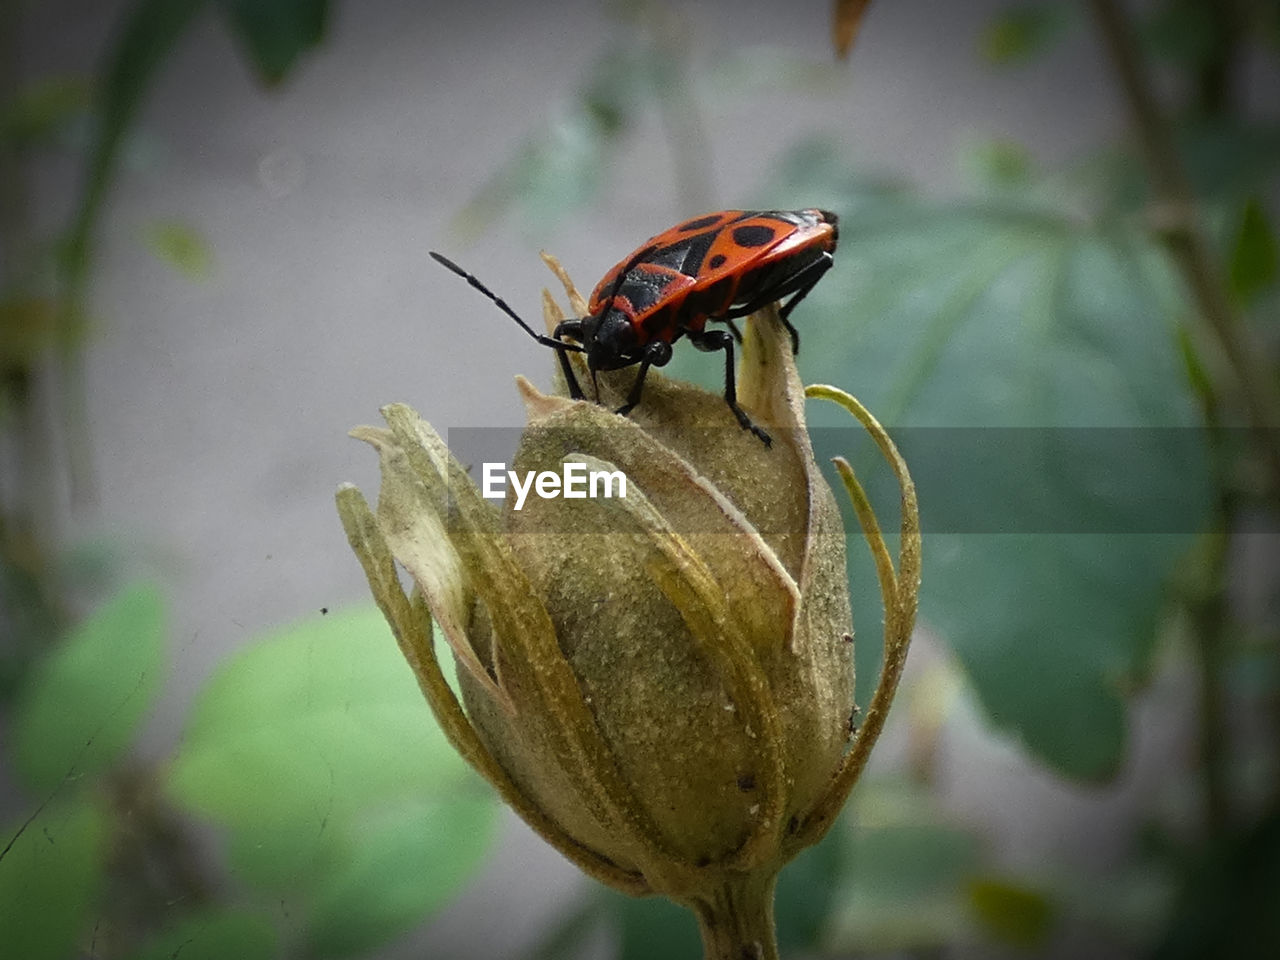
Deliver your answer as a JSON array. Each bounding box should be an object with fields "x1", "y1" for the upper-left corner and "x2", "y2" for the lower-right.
[
  {"x1": 686, "y1": 328, "x2": 771, "y2": 446},
  {"x1": 722, "y1": 253, "x2": 833, "y2": 354}
]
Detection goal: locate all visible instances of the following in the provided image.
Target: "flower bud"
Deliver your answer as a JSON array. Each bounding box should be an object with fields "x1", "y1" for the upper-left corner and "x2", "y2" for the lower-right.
[{"x1": 337, "y1": 261, "x2": 919, "y2": 959}]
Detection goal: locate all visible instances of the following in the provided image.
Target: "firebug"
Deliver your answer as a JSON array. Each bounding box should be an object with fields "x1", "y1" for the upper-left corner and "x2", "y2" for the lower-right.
[{"x1": 431, "y1": 208, "x2": 838, "y2": 446}]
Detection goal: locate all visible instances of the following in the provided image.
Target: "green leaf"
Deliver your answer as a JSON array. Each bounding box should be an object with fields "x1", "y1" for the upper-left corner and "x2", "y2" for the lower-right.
[
  {"x1": 214, "y1": 0, "x2": 329, "y2": 85},
  {"x1": 1152, "y1": 811, "x2": 1280, "y2": 960},
  {"x1": 1143, "y1": 0, "x2": 1222, "y2": 68},
  {"x1": 125, "y1": 906, "x2": 277, "y2": 960},
  {"x1": 12, "y1": 582, "x2": 166, "y2": 791},
  {"x1": 303, "y1": 796, "x2": 498, "y2": 959},
  {"x1": 64, "y1": 0, "x2": 208, "y2": 284},
  {"x1": 142, "y1": 220, "x2": 213, "y2": 279},
  {"x1": 0, "y1": 297, "x2": 58, "y2": 367},
  {"x1": 610, "y1": 888, "x2": 702, "y2": 960},
  {"x1": 770, "y1": 140, "x2": 1212, "y2": 779},
  {"x1": 960, "y1": 139, "x2": 1034, "y2": 190},
  {"x1": 967, "y1": 876, "x2": 1054, "y2": 948},
  {"x1": 525, "y1": 900, "x2": 606, "y2": 960},
  {"x1": 0, "y1": 76, "x2": 90, "y2": 148},
  {"x1": 166, "y1": 607, "x2": 497, "y2": 951},
  {"x1": 981, "y1": 4, "x2": 1071, "y2": 65},
  {"x1": 0, "y1": 796, "x2": 107, "y2": 960},
  {"x1": 1229, "y1": 197, "x2": 1278, "y2": 304},
  {"x1": 775, "y1": 827, "x2": 844, "y2": 950},
  {"x1": 826, "y1": 814, "x2": 982, "y2": 952},
  {"x1": 0, "y1": 556, "x2": 61, "y2": 698}
]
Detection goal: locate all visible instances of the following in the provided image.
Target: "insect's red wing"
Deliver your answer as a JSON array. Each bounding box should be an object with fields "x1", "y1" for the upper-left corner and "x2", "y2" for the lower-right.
[{"x1": 588, "y1": 210, "x2": 747, "y2": 313}]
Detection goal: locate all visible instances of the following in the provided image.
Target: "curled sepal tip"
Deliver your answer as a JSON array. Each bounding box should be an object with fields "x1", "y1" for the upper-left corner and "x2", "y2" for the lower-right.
[{"x1": 787, "y1": 383, "x2": 921, "y2": 853}]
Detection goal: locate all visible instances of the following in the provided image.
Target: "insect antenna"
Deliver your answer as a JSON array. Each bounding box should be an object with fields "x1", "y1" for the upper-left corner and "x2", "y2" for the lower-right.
[{"x1": 429, "y1": 251, "x2": 585, "y2": 354}]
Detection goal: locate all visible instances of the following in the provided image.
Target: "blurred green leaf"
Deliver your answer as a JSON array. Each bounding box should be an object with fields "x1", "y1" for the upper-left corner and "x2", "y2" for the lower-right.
[
  {"x1": 65, "y1": 0, "x2": 207, "y2": 284},
  {"x1": 66, "y1": 0, "x2": 324, "y2": 296},
  {"x1": 166, "y1": 606, "x2": 497, "y2": 953},
  {"x1": 1179, "y1": 123, "x2": 1280, "y2": 206},
  {"x1": 826, "y1": 814, "x2": 982, "y2": 952},
  {"x1": 0, "y1": 76, "x2": 90, "y2": 148},
  {"x1": 775, "y1": 827, "x2": 844, "y2": 950},
  {"x1": 960, "y1": 139, "x2": 1034, "y2": 190},
  {"x1": 981, "y1": 4, "x2": 1071, "y2": 65},
  {"x1": 0, "y1": 796, "x2": 107, "y2": 960},
  {"x1": 967, "y1": 876, "x2": 1054, "y2": 949},
  {"x1": 701, "y1": 46, "x2": 844, "y2": 98},
  {"x1": 611, "y1": 888, "x2": 702, "y2": 960},
  {"x1": 456, "y1": 36, "x2": 844, "y2": 237},
  {"x1": 1229, "y1": 197, "x2": 1278, "y2": 304},
  {"x1": 214, "y1": 0, "x2": 328, "y2": 85},
  {"x1": 1142, "y1": 0, "x2": 1221, "y2": 68},
  {"x1": 125, "y1": 906, "x2": 278, "y2": 960},
  {"x1": 525, "y1": 899, "x2": 606, "y2": 960},
  {"x1": 12, "y1": 582, "x2": 166, "y2": 792},
  {"x1": 303, "y1": 796, "x2": 498, "y2": 959},
  {"x1": 770, "y1": 139, "x2": 1212, "y2": 779},
  {"x1": 1175, "y1": 325, "x2": 1217, "y2": 411},
  {"x1": 142, "y1": 220, "x2": 213, "y2": 279},
  {"x1": 0, "y1": 297, "x2": 58, "y2": 366},
  {"x1": 1152, "y1": 811, "x2": 1280, "y2": 960},
  {"x1": 452, "y1": 47, "x2": 648, "y2": 239},
  {"x1": 0, "y1": 557, "x2": 61, "y2": 698},
  {"x1": 167, "y1": 606, "x2": 469, "y2": 845},
  {"x1": 463, "y1": 110, "x2": 610, "y2": 237}
]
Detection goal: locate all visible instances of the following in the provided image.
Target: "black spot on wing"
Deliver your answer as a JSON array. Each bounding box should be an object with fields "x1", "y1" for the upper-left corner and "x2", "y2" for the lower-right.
[
  {"x1": 615, "y1": 268, "x2": 672, "y2": 314},
  {"x1": 732, "y1": 224, "x2": 776, "y2": 248},
  {"x1": 677, "y1": 213, "x2": 724, "y2": 232},
  {"x1": 708, "y1": 253, "x2": 727, "y2": 269},
  {"x1": 647, "y1": 229, "x2": 717, "y2": 279}
]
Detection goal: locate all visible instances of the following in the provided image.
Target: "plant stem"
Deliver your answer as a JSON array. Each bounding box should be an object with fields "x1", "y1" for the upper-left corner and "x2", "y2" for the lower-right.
[
  {"x1": 688, "y1": 872, "x2": 780, "y2": 960},
  {"x1": 0, "y1": 0, "x2": 64, "y2": 645},
  {"x1": 1087, "y1": 0, "x2": 1280, "y2": 498}
]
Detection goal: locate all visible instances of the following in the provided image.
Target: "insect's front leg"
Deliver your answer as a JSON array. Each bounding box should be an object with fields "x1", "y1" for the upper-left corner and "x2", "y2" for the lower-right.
[
  {"x1": 615, "y1": 341, "x2": 673, "y2": 417},
  {"x1": 551, "y1": 319, "x2": 588, "y2": 400}
]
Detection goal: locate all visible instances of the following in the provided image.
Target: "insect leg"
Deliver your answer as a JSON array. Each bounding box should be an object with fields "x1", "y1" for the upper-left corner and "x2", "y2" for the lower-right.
[
  {"x1": 686, "y1": 328, "x2": 771, "y2": 446},
  {"x1": 722, "y1": 253, "x2": 834, "y2": 355},
  {"x1": 615, "y1": 341, "x2": 673, "y2": 417},
  {"x1": 552, "y1": 319, "x2": 588, "y2": 400}
]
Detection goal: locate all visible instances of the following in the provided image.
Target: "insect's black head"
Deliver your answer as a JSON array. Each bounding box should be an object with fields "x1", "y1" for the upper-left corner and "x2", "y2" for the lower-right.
[{"x1": 582, "y1": 309, "x2": 641, "y2": 372}]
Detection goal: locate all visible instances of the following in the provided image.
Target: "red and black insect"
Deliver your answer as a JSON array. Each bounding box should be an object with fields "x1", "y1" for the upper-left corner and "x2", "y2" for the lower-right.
[{"x1": 430, "y1": 208, "x2": 838, "y2": 446}]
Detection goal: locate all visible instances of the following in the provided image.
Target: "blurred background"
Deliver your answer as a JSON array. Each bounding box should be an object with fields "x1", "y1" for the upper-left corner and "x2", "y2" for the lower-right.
[{"x1": 2, "y1": 0, "x2": 1279, "y2": 957}]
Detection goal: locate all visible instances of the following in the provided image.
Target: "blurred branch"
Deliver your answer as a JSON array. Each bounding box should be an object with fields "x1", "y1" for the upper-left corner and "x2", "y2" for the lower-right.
[
  {"x1": 1194, "y1": 0, "x2": 1243, "y2": 118},
  {"x1": 1087, "y1": 0, "x2": 1280, "y2": 500},
  {"x1": 0, "y1": 0, "x2": 64, "y2": 639}
]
